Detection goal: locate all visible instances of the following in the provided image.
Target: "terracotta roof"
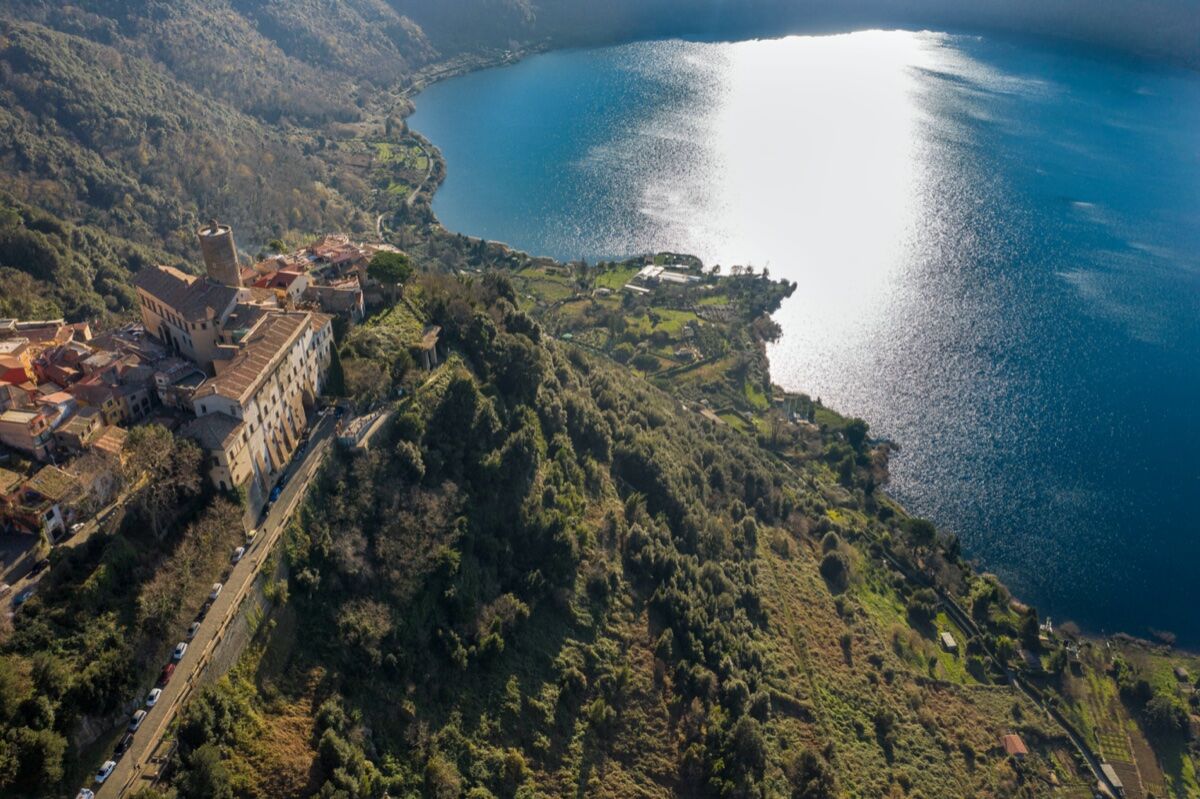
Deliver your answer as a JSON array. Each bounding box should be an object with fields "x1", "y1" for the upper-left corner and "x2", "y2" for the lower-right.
[
  {"x1": 37, "y1": 391, "x2": 74, "y2": 406},
  {"x1": 133, "y1": 265, "x2": 239, "y2": 321},
  {"x1": 92, "y1": 426, "x2": 127, "y2": 456},
  {"x1": 195, "y1": 313, "x2": 310, "y2": 404}
]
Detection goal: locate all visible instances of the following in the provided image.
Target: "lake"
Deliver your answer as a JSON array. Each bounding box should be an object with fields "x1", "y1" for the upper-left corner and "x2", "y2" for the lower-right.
[{"x1": 409, "y1": 30, "x2": 1200, "y2": 644}]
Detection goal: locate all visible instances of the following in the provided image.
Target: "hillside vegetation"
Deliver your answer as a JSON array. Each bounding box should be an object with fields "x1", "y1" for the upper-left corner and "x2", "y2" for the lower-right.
[{"x1": 155, "y1": 274, "x2": 1098, "y2": 799}]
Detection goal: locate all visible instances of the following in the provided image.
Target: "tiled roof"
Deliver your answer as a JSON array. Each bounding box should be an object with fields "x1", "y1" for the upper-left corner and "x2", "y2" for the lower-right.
[
  {"x1": 181, "y1": 411, "x2": 244, "y2": 451},
  {"x1": 0, "y1": 467, "x2": 22, "y2": 495},
  {"x1": 133, "y1": 265, "x2": 239, "y2": 321},
  {"x1": 310, "y1": 312, "x2": 333, "y2": 332},
  {"x1": 59, "y1": 406, "x2": 101, "y2": 434},
  {"x1": 195, "y1": 312, "x2": 310, "y2": 404},
  {"x1": 92, "y1": 425, "x2": 127, "y2": 456},
  {"x1": 23, "y1": 464, "x2": 79, "y2": 502}
]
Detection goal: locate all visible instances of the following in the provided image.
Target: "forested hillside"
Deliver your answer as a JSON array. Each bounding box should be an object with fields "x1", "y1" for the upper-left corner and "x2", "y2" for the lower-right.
[{"x1": 155, "y1": 272, "x2": 1094, "y2": 799}]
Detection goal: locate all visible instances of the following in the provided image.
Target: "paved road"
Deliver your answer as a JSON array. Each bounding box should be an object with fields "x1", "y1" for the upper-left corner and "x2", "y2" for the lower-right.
[{"x1": 91, "y1": 415, "x2": 336, "y2": 799}]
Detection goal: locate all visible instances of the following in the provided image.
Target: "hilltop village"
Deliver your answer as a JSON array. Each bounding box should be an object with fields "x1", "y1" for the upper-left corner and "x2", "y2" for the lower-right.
[{"x1": 0, "y1": 223, "x2": 409, "y2": 541}]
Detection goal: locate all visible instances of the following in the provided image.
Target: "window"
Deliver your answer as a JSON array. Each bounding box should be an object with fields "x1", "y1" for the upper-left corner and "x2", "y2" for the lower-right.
[{"x1": 218, "y1": 479, "x2": 227, "y2": 491}]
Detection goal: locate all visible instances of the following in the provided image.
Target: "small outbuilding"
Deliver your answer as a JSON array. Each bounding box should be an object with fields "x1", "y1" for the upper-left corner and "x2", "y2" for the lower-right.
[
  {"x1": 940, "y1": 631, "x2": 958, "y2": 653},
  {"x1": 1100, "y1": 762, "x2": 1125, "y2": 796},
  {"x1": 1001, "y1": 733, "x2": 1028, "y2": 760}
]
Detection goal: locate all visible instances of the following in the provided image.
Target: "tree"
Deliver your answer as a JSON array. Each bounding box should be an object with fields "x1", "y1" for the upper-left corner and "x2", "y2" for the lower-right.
[
  {"x1": 368, "y1": 250, "x2": 413, "y2": 300},
  {"x1": 1144, "y1": 693, "x2": 1189, "y2": 735},
  {"x1": 844, "y1": 417, "x2": 869, "y2": 450},
  {"x1": 124, "y1": 425, "x2": 202, "y2": 537},
  {"x1": 903, "y1": 517, "x2": 938, "y2": 552},
  {"x1": 177, "y1": 744, "x2": 233, "y2": 799},
  {"x1": 820, "y1": 551, "x2": 851, "y2": 593},
  {"x1": 785, "y1": 748, "x2": 838, "y2": 799}
]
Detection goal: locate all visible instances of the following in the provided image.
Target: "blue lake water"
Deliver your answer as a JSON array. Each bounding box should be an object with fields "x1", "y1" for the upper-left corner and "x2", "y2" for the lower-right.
[{"x1": 409, "y1": 31, "x2": 1200, "y2": 644}]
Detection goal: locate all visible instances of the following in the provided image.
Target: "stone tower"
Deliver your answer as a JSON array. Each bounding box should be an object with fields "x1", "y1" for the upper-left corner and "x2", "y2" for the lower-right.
[{"x1": 197, "y1": 219, "x2": 241, "y2": 287}]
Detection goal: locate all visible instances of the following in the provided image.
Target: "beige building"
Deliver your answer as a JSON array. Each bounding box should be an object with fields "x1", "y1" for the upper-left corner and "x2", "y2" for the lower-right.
[{"x1": 190, "y1": 310, "x2": 332, "y2": 496}]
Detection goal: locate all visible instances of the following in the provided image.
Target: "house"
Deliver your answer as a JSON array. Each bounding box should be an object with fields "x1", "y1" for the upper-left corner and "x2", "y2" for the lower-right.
[
  {"x1": 0, "y1": 408, "x2": 54, "y2": 460},
  {"x1": 1001, "y1": 733, "x2": 1028, "y2": 760},
  {"x1": 253, "y1": 268, "x2": 309, "y2": 304},
  {"x1": 940, "y1": 631, "x2": 958, "y2": 653},
  {"x1": 53, "y1": 406, "x2": 105, "y2": 453},
  {"x1": 0, "y1": 381, "x2": 32, "y2": 412},
  {"x1": 154, "y1": 358, "x2": 208, "y2": 410},
  {"x1": 35, "y1": 391, "x2": 79, "y2": 429},
  {"x1": 4, "y1": 465, "x2": 82, "y2": 540},
  {"x1": 304, "y1": 279, "x2": 365, "y2": 321},
  {"x1": 0, "y1": 351, "x2": 35, "y2": 385}
]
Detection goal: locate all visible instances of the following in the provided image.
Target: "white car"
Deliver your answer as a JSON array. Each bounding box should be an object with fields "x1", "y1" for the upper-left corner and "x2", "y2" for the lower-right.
[
  {"x1": 173, "y1": 642, "x2": 187, "y2": 661},
  {"x1": 95, "y1": 760, "x2": 116, "y2": 784},
  {"x1": 231, "y1": 546, "x2": 245, "y2": 563},
  {"x1": 128, "y1": 709, "x2": 146, "y2": 731},
  {"x1": 76, "y1": 790, "x2": 95, "y2": 799},
  {"x1": 209, "y1": 583, "x2": 223, "y2": 601},
  {"x1": 187, "y1": 621, "x2": 201, "y2": 640},
  {"x1": 146, "y1": 688, "x2": 162, "y2": 707}
]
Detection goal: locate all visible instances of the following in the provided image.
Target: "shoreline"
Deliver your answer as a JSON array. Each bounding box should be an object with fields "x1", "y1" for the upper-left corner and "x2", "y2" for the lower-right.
[{"x1": 390, "y1": 43, "x2": 1194, "y2": 657}]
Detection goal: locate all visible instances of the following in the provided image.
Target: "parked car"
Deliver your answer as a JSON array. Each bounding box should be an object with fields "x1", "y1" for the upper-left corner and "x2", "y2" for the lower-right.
[
  {"x1": 76, "y1": 789, "x2": 95, "y2": 799},
  {"x1": 128, "y1": 709, "x2": 146, "y2": 731},
  {"x1": 95, "y1": 760, "x2": 116, "y2": 784},
  {"x1": 13, "y1": 587, "x2": 34, "y2": 607},
  {"x1": 246, "y1": 527, "x2": 258, "y2": 545},
  {"x1": 29, "y1": 558, "x2": 50, "y2": 576},
  {"x1": 158, "y1": 663, "x2": 175, "y2": 686},
  {"x1": 69, "y1": 522, "x2": 85, "y2": 536},
  {"x1": 172, "y1": 642, "x2": 187, "y2": 661},
  {"x1": 269, "y1": 484, "x2": 282, "y2": 503},
  {"x1": 187, "y1": 621, "x2": 201, "y2": 640},
  {"x1": 209, "y1": 583, "x2": 223, "y2": 601},
  {"x1": 146, "y1": 688, "x2": 162, "y2": 707},
  {"x1": 231, "y1": 546, "x2": 245, "y2": 564},
  {"x1": 114, "y1": 732, "x2": 134, "y2": 758},
  {"x1": 0, "y1": 583, "x2": 10, "y2": 599}
]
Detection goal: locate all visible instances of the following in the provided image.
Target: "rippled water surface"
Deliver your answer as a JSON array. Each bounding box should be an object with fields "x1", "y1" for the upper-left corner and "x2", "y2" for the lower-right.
[{"x1": 410, "y1": 31, "x2": 1200, "y2": 642}]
